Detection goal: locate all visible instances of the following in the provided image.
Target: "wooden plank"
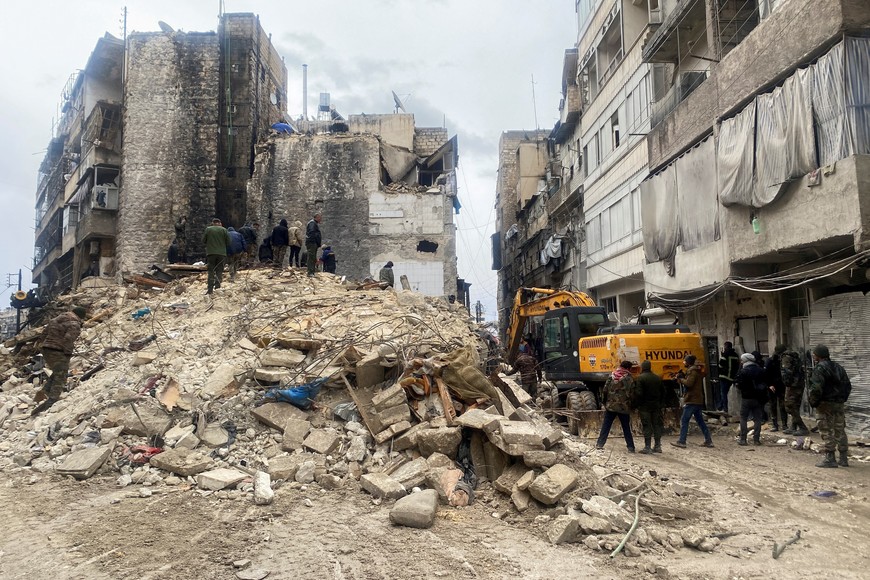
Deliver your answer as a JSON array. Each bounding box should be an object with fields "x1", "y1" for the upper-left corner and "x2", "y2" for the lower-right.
[
  {"x1": 340, "y1": 374, "x2": 380, "y2": 437},
  {"x1": 435, "y1": 377, "x2": 457, "y2": 426}
]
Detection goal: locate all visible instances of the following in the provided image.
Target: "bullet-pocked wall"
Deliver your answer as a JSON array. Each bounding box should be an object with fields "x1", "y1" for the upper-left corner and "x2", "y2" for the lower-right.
[
  {"x1": 119, "y1": 32, "x2": 220, "y2": 272},
  {"x1": 248, "y1": 133, "x2": 459, "y2": 296}
]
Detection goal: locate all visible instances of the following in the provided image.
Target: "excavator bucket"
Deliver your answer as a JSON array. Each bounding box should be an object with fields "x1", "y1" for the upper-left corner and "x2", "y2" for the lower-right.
[{"x1": 568, "y1": 407, "x2": 683, "y2": 439}]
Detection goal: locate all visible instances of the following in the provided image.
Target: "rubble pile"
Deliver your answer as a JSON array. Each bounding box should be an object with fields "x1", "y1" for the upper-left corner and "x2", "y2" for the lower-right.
[{"x1": 0, "y1": 268, "x2": 738, "y2": 559}]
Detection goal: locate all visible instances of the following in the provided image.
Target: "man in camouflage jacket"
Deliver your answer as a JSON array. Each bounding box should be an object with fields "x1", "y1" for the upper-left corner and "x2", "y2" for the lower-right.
[
  {"x1": 32, "y1": 306, "x2": 86, "y2": 416},
  {"x1": 595, "y1": 360, "x2": 636, "y2": 452},
  {"x1": 807, "y1": 344, "x2": 851, "y2": 468}
]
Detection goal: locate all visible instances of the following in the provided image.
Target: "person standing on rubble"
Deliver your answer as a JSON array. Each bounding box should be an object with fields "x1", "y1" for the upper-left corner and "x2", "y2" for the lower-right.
[
  {"x1": 31, "y1": 306, "x2": 87, "y2": 416},
  {"x1": 306, "y1": 212, "x2": 323, "y2": 277},
  {"x1": 320, "y1": 243, "x2": 337, "y2": 274},
  {"x1": 807, "y1": 344, "x2": 851, "y2": 468},
  {"x1": 717, "y1": 341, "x2": 739, "y2": 412},
  {"x1": 226, "y1": 226, "x2": 246, "y2": 282},
  {"x1": 596, "y1": 360, "x2": 636, "y2": 453},
  {"x1": 239, "y1": 222, "x2": 259, "y2": 268},
  {"x1": 736, "y1": 352, "x2": 766, "y2": 446},
  {"x1": 672, "y1": 355, "x2": 714, "y2": 449},
  {"x1": 174, "y1": 215, "x2": 188, "y2": 263},
  {"x1": 271, "y1": 219, "x2": 290, "y2": 267},
  {"x1": 780, "y1": 345, "x2": 809, "y2": 435},
  {"x1": 202, "y1": 218, "x2": 230, "y2": 295},
  {"x1": 288, "y1": 220, "x2": 304, "y2": 267},
  {"x1": 634, "y1": 360, "x2": 665, "y2": 454},
  {"x1": 379, "y1": 261, "x2": 395, "y2": 287},
  {"x1": 507, "y1": 350, "x2": 540, "y2": 398}
]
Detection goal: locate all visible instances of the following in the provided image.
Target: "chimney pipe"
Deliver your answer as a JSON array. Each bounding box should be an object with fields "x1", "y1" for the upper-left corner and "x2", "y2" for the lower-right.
[{"x1": 302, "y1": 64, "x2": 308, "y2": 120}]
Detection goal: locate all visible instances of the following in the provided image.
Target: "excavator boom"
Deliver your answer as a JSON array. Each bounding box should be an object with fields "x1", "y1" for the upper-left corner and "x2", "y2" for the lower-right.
[{"x1": 506, "y1": 287, "x2": 596, "y2": 363}]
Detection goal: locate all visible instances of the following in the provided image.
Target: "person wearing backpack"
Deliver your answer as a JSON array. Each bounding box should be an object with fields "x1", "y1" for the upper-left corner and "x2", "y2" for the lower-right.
[
  {"x1": 736, "y1": 352, "x2": 767, "y2": 446},
  {"x1": 807, "y1": 344, "x2": 852, "y2": 468},
  {"x1": 780, "y1": 346, "x2": 809, "y2": 435}
]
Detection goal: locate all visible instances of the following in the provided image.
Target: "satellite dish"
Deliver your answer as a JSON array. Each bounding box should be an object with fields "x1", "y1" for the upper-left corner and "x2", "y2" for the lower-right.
[
  {"x1": 158, "y1": 21, "x2": 175, "y2": 33},
  {"x1": 392, "y1": 90, "x2": 407, "y2": 114}
]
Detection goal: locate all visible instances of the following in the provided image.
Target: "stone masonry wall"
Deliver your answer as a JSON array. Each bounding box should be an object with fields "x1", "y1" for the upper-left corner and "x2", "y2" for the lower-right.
[
  {"x1": 119, "y1": 32, "x2": 220, "y2": 272},
  {"x1": 414, "y1": 128, "x2": 448, "y2": 157}
]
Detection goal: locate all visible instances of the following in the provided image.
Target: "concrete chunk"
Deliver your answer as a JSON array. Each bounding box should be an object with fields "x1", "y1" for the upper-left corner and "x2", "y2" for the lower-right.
[
  {"x1": 483, "y1": 441, "x2": 509, "y2": 481},
  {"x1": 393, "y1": 422, "x2": 430, "y2": 451},
  {"x1": 105, "y1": 399, "x2": 172, "y2": 437},
  {"x1": 360, "y1": 472, "x2": 406, "y2": 500},
  {"x1": 580, "y1": 495, "x2": 634, "y2": 531},
  {"x1": 197, "y1": 468, "x2": 248, "y2": 491},
  {"x1": 454, "y1": 408, "x2": 500, "y2": 430},
  {"x1": 371, "y1": 384, "x2": 406, "y2": 411},
  {"x1": 251, "y1": 402, "x2": 308, "y2": 431},
  {"x1": 494, "y1": 463, "x2": 528, "y2": 495},
  {"x1": 132, "y1": 351, "x2": 158, "y2": 366},
  {"x1": 199, "y1": 423, "x2": 230, "y2": 448},
  {"x1": 522, "y1": 450, "x2": 558, "y2": 468},
  {"x1": 528, "y1": 464, "x2": 580, "y2": 505},
  {"x1": 302, "y1": 429, "x2": 341, "y2": 455},
  {"x1": 282, "y1": 418, "x2": 311, "y2": 451},
  {"x1": 260, "y1": 348, "x2": 305, "y2": 368},
  {"x1": 149, "y1": 448, "x2": 211, "y2": 477},
  {"x1": 253, "y1": 368, "x2": 289, "y2": 383},
  {"x1": 390, "y1": 489, "x2": 438, "y2": 529},
  {"x1": 176, "y1": 432, "x2": 200, "y2": 450},
  {"x1": 548, "y1": 515, "x2": 580, "y2": 545},
  {"x1": 390, "y1": 457, "x2": 428, "y2": 488},
  {"x1": 499, "y1": 421, "x2": 544, "y2": 447},
  {"x1": 577, "y1": 513, "x2": 612, "y2": 535},
  {"x1": 203, "y1": 363, "x2": 239, "y2": 398},
  {"x1": 267, "y1": 456, "x2": 301, "y2": 480},
  {"x1": 56, "y1": 446, "x2": 111, "y2": 480},
  {"x1": 374, "y1": 403, "x2": 410, "y2": 429},
  {"x1": 416, "y1": 427, "x2": 462, "y2": 458},
  {"x1": 253, "y1": 471, "x2": 274, "y2": 505},
  {"x1": 516, "y1": 469, "x2": 535, "y2": 491},
  {"x1": 511, "y1": 486, "x2": 532, "y2": 512}
]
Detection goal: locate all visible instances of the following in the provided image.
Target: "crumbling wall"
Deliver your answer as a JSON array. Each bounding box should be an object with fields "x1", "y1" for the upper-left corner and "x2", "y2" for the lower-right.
[
  {"x1": 414, "y1": 128, "x2": 449, "y2": 157},
  {"x1": 119, "y1": 32, "x2": 220, "y2": 272}
]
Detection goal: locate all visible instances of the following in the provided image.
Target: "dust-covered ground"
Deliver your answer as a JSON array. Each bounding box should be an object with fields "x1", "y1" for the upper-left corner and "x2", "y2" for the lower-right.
[{"x1": 1, "y1": 431, "x2": 867, "y2": 580}]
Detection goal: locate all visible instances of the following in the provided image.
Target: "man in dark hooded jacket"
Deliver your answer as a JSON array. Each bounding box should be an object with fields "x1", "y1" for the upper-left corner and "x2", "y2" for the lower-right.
[
  {"x1": 271, "y1": 219, "x2": 290, "y2": 267},
  {"x1": 736, "y1": 353, "x2": 767, "y2": 445}
]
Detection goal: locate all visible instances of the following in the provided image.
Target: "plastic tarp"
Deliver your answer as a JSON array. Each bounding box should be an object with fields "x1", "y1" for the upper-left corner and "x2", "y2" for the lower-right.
[
  {"x1": 676, "y1": 136, "x2": 719, "y2": 251},
  {"x1": 813, "y1": 42, "x2": 849, "y2": 166},
  {"x1": 845, "y1": 37, "x2": 870, "y2": 158},
  {"x1": 539, "y1": 235, "x2": 563, "y2": 266},
  {"x1": 754, "y1": 67, "x2": 817, "y2": 206},
  {"x1": 717, "y1": 102, "x2": 756, "y2": 207},
  {"x1": 641, "y1": 166, "x2": 679, "y2": 264}
]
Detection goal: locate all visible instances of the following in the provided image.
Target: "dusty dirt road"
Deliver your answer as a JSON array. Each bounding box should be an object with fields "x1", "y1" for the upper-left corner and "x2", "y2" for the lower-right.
[{"x1": 1, "y1": 432, "x2": 867, "y2": 580}]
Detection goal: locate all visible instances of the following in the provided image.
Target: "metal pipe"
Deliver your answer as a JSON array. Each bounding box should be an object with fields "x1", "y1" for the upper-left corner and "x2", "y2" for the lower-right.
[{"x1": 302, "y1": 64, "x2": 308, "y2": 119}]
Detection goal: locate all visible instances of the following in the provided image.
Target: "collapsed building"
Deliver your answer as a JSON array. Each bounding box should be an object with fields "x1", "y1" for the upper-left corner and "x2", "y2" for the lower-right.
[{"x1": 31, "y1": 14, "x2": 463, "y2": 303}]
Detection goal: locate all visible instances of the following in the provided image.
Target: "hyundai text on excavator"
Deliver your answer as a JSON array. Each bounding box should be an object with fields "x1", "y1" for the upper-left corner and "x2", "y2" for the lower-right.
[{"x1": 505, "y1": 287, "x2": 706, "y2": 434}]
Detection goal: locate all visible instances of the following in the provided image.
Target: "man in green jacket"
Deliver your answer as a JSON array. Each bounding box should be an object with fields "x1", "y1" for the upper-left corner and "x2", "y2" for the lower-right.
[
  {"x1": 202, "y1": 218, "x2": 230, "y2": 295},
  {"x1": 634, "y1": 360, "x2": 665, "y2": 454}
]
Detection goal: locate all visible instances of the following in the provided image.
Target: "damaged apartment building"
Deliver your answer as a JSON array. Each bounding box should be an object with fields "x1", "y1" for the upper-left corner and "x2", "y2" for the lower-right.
[
  {"x1": 493, "y1": 0, "x2": 870, "y2": 434},
  {"x1": 32, "y1": 14, "x2": 462, "y2": 303}
]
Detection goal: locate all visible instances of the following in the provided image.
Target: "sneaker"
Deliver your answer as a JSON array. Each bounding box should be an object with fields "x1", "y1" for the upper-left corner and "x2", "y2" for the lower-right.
[
  {"x1": 671, "y1": 441, "x2": 687, "y2": 449},
  {"x1": 702, "y1": 440, "x2": 714, "y2": 448},
  {"x1": 738, "y1": 440, "x2": 748, "y2": 446}
]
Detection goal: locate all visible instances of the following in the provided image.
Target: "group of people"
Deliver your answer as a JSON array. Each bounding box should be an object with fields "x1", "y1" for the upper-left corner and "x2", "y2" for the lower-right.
[{"x1": 595, "y1": 344, "x2": 853, "y2": 468}]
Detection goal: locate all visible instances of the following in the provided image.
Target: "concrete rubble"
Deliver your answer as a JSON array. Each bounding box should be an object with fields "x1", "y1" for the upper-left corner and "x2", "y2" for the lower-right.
[{"x1": 0, "y1": 267, "x2": 743, "y2": 560}]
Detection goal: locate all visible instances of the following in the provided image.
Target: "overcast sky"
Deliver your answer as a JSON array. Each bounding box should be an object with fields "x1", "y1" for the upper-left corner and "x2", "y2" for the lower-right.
[{"x1": 0, "y1": 0, "x2": 576, "y2": 321}]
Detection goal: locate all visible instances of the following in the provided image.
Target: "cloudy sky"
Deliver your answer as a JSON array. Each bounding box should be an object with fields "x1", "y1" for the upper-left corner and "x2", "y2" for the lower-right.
[{"x1": 0, "y1": 0, "x2": 576, "y2": 321}]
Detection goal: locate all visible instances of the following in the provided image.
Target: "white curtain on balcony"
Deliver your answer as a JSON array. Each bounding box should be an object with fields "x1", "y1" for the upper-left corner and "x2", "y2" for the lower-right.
[
  {"x1": 845, "y1": 37, "x2": 870, "y2": 158},
  {"x1": 754, "y1": 66, "x2": 817, "y2": 207},
  {"x1": 717, "y1": 102, "x2": 756, "y2": 207},
  {"x1": 641, "y1": 166, "x2": 679, "y2": 265},
  {"x1": 676, "y1": 136, "x2": 719, "y2": 251}
]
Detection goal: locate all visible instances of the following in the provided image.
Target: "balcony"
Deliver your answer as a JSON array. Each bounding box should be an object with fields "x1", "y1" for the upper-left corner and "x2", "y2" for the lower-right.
[
  {"x1": 642, "y1": 0, "x2": 707, "y2": 63},
  {"x1": 650, "y1": 70, "x2": 707, "y2": 128}
]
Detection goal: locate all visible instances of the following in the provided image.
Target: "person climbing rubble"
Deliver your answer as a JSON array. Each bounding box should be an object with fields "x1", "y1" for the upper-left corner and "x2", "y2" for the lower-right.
[
  {"x1": 305, "y1": 213, "x2": 323, "y2": 277},
  {"x1": 31, "y1": 306, "x2": 87, "y2": 416},
  {"x1": 271, "y1": 219, "x2": 290, "y2": 267},
  {"x1": 672, "y1": 355, "x2": 713, "y2": 449},
  {"x1": 378, "y1": 261, "x2": 395, "y2": 287},
  {"x1": 506, "y1": 349, "x2": 539, "y2": 397},
  {"x1": 202, "y1": 218, "x2": 230, "y2": 295},
  {"x1": 226, "y1": 226, "x2": 246, "y2": 282},
  {"x1": 807, "y1": 344, "x2": 851, "y2": 468},
  {"x1": 239, "y1": 222, "x2": 259, "y2": 268},
  {"x1": 596, "y1": 360, "x2": 636, "y2": 453}
]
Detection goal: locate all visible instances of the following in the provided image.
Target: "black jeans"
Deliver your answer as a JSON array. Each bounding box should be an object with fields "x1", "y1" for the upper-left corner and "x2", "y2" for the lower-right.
[
  {"x1": 289, "y1": 245, "x2": 301, "y2": 267},
  {"x1": 597, "y1": 410, "x2": 635, "y2": 450},
  {"x1": 740, "y1": 399, "x2": 764, "y2": 442}
]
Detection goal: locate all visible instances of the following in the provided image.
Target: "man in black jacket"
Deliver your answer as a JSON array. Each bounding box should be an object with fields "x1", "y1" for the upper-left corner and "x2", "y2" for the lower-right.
[
  {"x1": 736, "y1": 353, "x2": 767, "y2": 445},
  {"x1": 271, "y1": 219, "x2": 290, "y2": 267},
  {"x1": 305, "y1": 213, "x2": 323, "y2": 277},
  {"x1": 634, "y1": 360, "x2": 665, "y2": 454},
  {"x1": 766, "y1": 346, "x2": 788, "y2": 431},
  {"x1": 717, "y1": 341, "x2": 740, "y2": 412}
]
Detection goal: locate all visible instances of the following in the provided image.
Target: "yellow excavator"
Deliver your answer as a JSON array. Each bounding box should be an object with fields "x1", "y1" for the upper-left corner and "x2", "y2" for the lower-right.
[{"x1": 505, "y1": 287, "x2": 705, "y2": 434}]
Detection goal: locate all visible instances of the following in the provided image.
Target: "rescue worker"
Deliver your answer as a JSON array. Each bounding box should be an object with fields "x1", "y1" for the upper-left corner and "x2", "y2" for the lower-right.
[
  {"x1": 239, "y1": 222, "x2": 259, "y2": 267},
  {"x1": 507, "y1": 350, "x2": 540, "y2": 398},
  {"x1": 634, "y1": 360, "x2": 665, "y2": 454},
  {"x1": 31, "y1": 306, "x2": 87, "y2": 416},
  {"x1": 288, "y1": 220, "x2": 304, "y2": 267},
  {"x1": 226, "y1": 226, "x2": 246, "y2": 282},
  {"x1": 766, "y1": 345, "x2": 788, "y2": 431},
  {"x1": 271, "y1": 219, "x2": 290, "y2": 267},
  {"x1": 780, "y1": 346, "x2": 809, "y2": 435},
  {"x1": 717, "y1": 341, "x2": 740, "y2": 412},
  {"x1": 672, "y1": 355, "x2": 714, "y2": 448},
  {"x1": 202, "y1": 218, "x2": 230, "y2": 295},
  {"x1": 306, "y1": 213, "x2": 323, "y2": 277},
  {"x1": 596, "y1": 360, "x2": 636, "y2": 453},
  {"x1": 379, "y1": 261, "x2": 395, "y2": 287},
  {"x1": 807, "y1": 344, "x2": 851, "y2": 468},
  {"x1": 736, "y1": 352, "x2": 766, "y2": 445}
]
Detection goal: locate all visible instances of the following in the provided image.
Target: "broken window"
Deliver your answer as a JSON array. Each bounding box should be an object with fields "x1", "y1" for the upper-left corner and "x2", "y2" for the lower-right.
[{"x1": 417, "y1": 240, "x2": 438, "y2": 253}]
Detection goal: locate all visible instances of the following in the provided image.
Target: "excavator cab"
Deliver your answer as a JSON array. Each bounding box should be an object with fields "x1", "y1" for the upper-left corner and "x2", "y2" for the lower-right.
[{"x1": 540, "y1": 306, "x2": 608, "y2": 382}]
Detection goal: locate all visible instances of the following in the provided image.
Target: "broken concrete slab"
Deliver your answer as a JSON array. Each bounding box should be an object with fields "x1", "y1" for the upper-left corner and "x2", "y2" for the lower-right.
[
  {"x1": 454, "y1": 408, "x2": 501, "y2": 430},
  {"x1": 494, "y1": 463, "x2": 528, "y2": 495},
  {"x1": 105, "y1": 399, "x2": 172, "y2": 437},
  {"x1": 267, "y1": 456, "x2": 301, "y2": 480},
  {"x1": 374, "y1": 403, "x2": 410, "y2": 429},
  {"x1": 203, "y1": 363, "x2": 239, "y2": 398},
  {"x1": 511, "y1": 486, "x2": 532, "y2": 512},
  {"x1": 498, "y1": 420, "x2": 545, "y2": 447},
  {"x1": 425, "y1": 452, "x2": 454, "y2": 470},
  {"x1": 199, "y1": 423, "x2": 230, "y2": 448},
  {"x1": 302, "y1": 429, "x2": 341, "y2": 455},
  {"x1": 360, "y1": 472, "x2": 406, "y2": 500},
  {"x1": 580, "y1": 495, "x2": 634, "y2": 531},
  {"x1": 522, "y1": 450, "x2": 558, "y2": 468},
  {"x1": 281, "y1": 418, "x2": 311, "y2": 451},
  {"x1": 371, "y1": 384, "x2": 406, "y2": 411},
  {"x1": 176, "y1": 432, "x2": 200, "y2": 450},
  {"x1": 393, "y1": 421, "x2": 430, "y2": 451},
  {"x1": 390, "y1": 457, "x2": 428, "y2": 488},
  {"x1": 260, "y1": 348, "x2": 305, "y2": 368},
  {"x1": 251, "y1": 402, "x2": 308, "y2": 431},
  {"x1": 416, "y1": 427, "x2": 462, "y2": 458},
  {"x1": 482, "y1": 441, "x2": 509, "y2": 482},
  {"x1": 253, "y1": 471, "x2": 274, "y2": 505},
  {"x1": 56, "y1": 446, "x2": 111, "y2": 480},
  {"x1": 344, "y1": 435, "x2": 367, "y2": 462},
  {"x1": 548, "y1": 515, "x2": 580, "y2": 545},
  {"x1": 132, "y1": 351, "x2": 158, "y2": 366},
  {"x1": 577, "y1": 513, "x2": 612, "y2": 535},
  {"x1": 149, "y1": 448, "x2": 212, "y2": 477},
  {"x1": 515, "y1": 470, "x2": 535, "y2": 491},
  {"x1": 389, "y1": 489, "x2": 438, "y2": 529},
  {"x1": 197, "y1": 468, "x2": 248, "y2": 491},
  {"x1": 528, "y1": 464, "x2": 580, "y2": 505},
  {"x1": 253, "y1": 368, "x2": 289, "y2": 383},
  {"x1": 164, "y1": 424, "x2": 194, "y2": 441},
  {"x1": 380, "y1": 141, "x2": 419, "y2": 184}
]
